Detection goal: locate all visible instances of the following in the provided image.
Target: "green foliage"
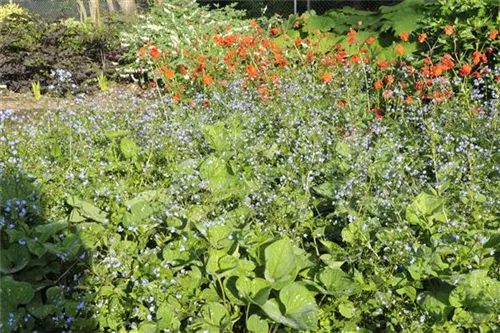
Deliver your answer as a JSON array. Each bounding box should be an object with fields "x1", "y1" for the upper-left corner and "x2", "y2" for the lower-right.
[
  {"x1": 120, "y1": 0, "x2": 249, "y2": 66},
  {"x1": 300, "y1": 0, "x2": 432, "y2": 38},
  {"x1": 0, "y1": 3, "x2": 28, "y2": 22},
  {"x1": 0, "y1": 10, "x2": 126, "y2": 94}
]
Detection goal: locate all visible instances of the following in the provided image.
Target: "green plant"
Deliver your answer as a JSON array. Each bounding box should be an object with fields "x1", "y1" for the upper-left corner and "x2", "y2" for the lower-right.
[
  {"x1": 0, "y1": 3, "x2": 28, "y2": 22},
  {"x1": 97, "y1": 72, "x2": 108, "y2": 90},
  {"x1": 30, "y1": 81, "x2": 41, "y2": 100}
]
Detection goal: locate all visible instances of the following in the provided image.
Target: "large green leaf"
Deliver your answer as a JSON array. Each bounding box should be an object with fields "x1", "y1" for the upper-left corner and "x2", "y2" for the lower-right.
[
  {"x1": 34, "y1": 220, "x2": 68, "y2": 243},
  {"x1": 247, "y1": 314, "x2": 269, "y2": 333},
  {"x1": 67, "y1": 197, "x2": 108, "y2": 223},
  {"x1": 261, "y1": 282, "x2": 318, "y2": 330},
  {"x1": 0, "y1": 244, "x2": 30, "y2": 274},
  {"x1": 264, "y1": 238, "x2": 298, "y2": 289},
  {"x1": 236, "y1": 277, "x2": 272, "y2": 306},
  {"x1": 120, "y1": 138, "x2": 140, "y2": 160},
  {"x1": 0, "y1": 276, "x2": 35, "y2": 309},
  {"x1": 317, "y1": 268, "x2": 361, "y2": 297},
  {"x1": 199, "y1": 156, "x2": 243, "y2": 200}
]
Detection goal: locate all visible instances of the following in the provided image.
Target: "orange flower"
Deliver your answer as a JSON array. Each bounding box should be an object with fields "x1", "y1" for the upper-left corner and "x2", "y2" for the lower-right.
[
  {"x1": 472, "y1": 51, "x2": 482, "y2": 65},
  {"x1": 350, "y1": 53, "x2": 360, "y2": 64},
  {"x1": 250, "y1": 19, "x2": 257, "y2": 27},
  {"x1": 400, "y1": 32, "x2": 409, "y2": 41},
  {"x1": 173, "y1": 93, "x2": 181, "y2": 103},
  {"x1": 444, "y1": 25, "x2": 455, "y2": 35},
  {"x1": 270, "y1": 27, "x2": 281, "y2": 36},
  {"x1": 321, "y1": 72, "x2": 332, "y2": 84},
  {"x1": 395, "y1": 43, "x2": 404, "y2": 56},
  {"x1": 246, "y1": 65, "x2": 258, "y2": 79},
  {"x1": 339, "y1": 99, "x2": 346, "y2": 108},
  {"x1": 430, "y1": 65, "x2": 443, "y2": 77},
  {"x1": 150, "y1": 47, "x2": 161, "y2": 59},
  {"x1": 459, "y1": 64, "x2": 472, "y2": 76},
  {"x1": 489, "y1": 29, "x2": 498, "y2": 40},
  {"x1": 307, "y1": 51, "x2": 314, "y2": 63},
  {"x1": 384, "y1": 74, "x2": 395, "y2": 85},
  {"x1": 366, "y1": 36, "x2": 375, "y2": 45},
  {"x1": 417, "y1": 33, "x2": 427, "y2": 43},
  {"x1": 373, "y1": 80, "x2": 384, "y2": 89},
  {"x1": 161, "y1": 67, "x2": 175, "y2": 79},
  {"x1": 347, "y1": 28, "x2": 357, "y2": 45},
  {"x1": 405, "y1": 95, "x2": 413, "y2": 105},
  {"x1": 377, "y1": 59, "x2": 389, "y2": 70},
  {"x1": 295, "y1": 37, "x2": 302, "y2": 46},
  {"x1": 138, "y1": 47, "x2": 146, "y2": 59},
  {"x1": 203, "y1": 74, "x2": 213, "y2": 85}
]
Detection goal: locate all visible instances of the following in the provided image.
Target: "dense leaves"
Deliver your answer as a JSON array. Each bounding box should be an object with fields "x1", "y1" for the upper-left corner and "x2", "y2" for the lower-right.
[{"x1": 0, "y1": 6, "x2": 126, "y2": 94}]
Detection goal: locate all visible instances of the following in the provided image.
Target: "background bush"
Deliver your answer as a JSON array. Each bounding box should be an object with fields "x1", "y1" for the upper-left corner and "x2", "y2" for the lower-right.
[{"x1": 0, "y1": 5, "x2": 127, "y2": 94}]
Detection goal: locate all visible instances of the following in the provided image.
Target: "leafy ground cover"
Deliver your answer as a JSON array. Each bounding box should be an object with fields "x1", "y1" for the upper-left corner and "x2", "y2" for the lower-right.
[{"x1": 1, "y1": 0, "x2": 500, "y2": 332}]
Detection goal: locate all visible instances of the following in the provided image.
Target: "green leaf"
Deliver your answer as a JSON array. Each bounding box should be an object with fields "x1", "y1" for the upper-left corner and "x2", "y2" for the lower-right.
[
  {"x1": 317, "y1": 268, "x2": 361, "y2": 297},
  {"x1": 264, "y1": 237, "x2": 298, "y2": 289},
  {"x1": 67, "y1": 197, "x2": 108, "y2": 223},
  {"x1": 236, "y1": 277, "x2": 272, "y2": 306},
  {"x1": 206, "y1": 249, "x2": 238, "y2": 275},
  {"x1": 396, "y1": 286, "x2": 417, "y2": 301},
  {"x1": 417, "y1": 291, "x2": 452, "y2": 323},
  {"x1": 120, "y1": 138, "x2": 140, "y2": 160},
  {"x1": 0, "y1": 244, "x2": 30, "y2": 274},
  {"x1": 247, "y1": 314, "x2": 269, "y2": 333},
  {"x1": 338, "y1": 301, "x2": 355, "y2": 319},
  {"x1": 0, "y1": 276, "x2": 35, "y2": 308},
  {"x1": 261, "y1": 282, "x2": 318, "y2": 330},
  {"x1": 138, "y1": 322, "x2": 157, "y2": 333},
  {"x1": 201, "y1": 302, "x2": 227, "y2": 326},
  {"x1": 34, "y1": 220, "x2": 68, "y2": 243}
]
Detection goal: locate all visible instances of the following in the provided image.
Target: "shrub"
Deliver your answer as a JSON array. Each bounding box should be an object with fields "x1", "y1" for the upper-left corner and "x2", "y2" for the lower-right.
[{"x1": 0, "y1": 6, "x2": 126, "y2": 94}]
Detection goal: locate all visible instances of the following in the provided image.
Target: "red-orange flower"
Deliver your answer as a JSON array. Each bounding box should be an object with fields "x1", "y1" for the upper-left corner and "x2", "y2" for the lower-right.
[
  {"x1": 250, "y1": 19, "x2": 257, "y2": 27},
  {"x1": 400, "y1": 32, "x2": 409, "y2": 41},
  {"x1": 489, "y1": 29, "x2": 499, "y2": 40},
  {"x1": 270, "y1": 27, "x2": 281, "y2": 36},
  {"x1": 378, "y1": 59, "x2": 389, "y2": 70},
  {"x1": 347, "y1": 28, "x2": 357, "y2": 45},
  {"x1": 373, "y1": 80, "x2": 384, "y2": 89},
  {"x1": 444, "y1": 25, "x2": 455, "y2": 35},
  {"x1": 138, "y1": 47, "x2": 146, "y2": 59},
  {"x1": 395, "y1": 44, "x2": 404, "y2": 56},
  {"x1": 472, "y1": 51, "x2": 482, "y2": 65},
  {"x1": 366, "y1": 36, "x2": 376, "y2": 45},
  {"x1": 246, "y1": 65, "x2": 258, "y2": 79},
  {"x1": 459, "y1": 64, "x2": 472, "y2": 76},
  {"x1": 203, "y1": 74, "x2": 213, "y2": 85},
  {"x1": 405, "y1": 95, "x2": 413, "y2": 105},
  {"x1": 350, "y1": 53, "x2": 360, "y2": 64},
  {"x1": 161, "y1": 67, "x2": 175, "y2": 79},
  {"x1": 150, "y1": 47, "x2": 161, "y2": 59},
  {"x1": 417, "y1": 33, "x2": 427, "y2": 43},
  {"x1": 321, "y1": 72, "x2": 332, "y2": 84},
  {"x1": 384, "y1": 74, "x2": 395, "y2": 85}
]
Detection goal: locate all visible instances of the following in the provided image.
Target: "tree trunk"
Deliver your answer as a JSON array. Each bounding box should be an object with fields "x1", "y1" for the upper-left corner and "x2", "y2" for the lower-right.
[
  {"x1": 107, "y1": 0, "x2": 115, "y2": 12},
  {"x1": 117, "y1": 0, "x2": 136, "y2": 16},
  {"x1": 78, "y1": 0, "x2": 88, "y2": 22}
]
